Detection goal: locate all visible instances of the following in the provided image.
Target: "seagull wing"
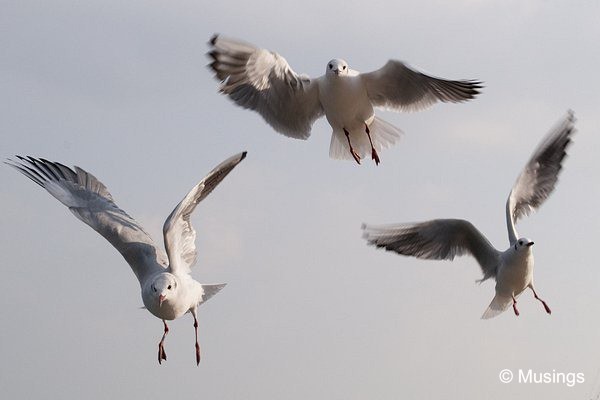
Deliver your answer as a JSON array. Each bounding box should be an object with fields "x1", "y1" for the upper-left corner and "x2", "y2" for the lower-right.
[
  {"x1": 163, "y1": 152, "x2": 246, "y2": 276},
  {"x1": 505, "y1": 111, "x2": 576, "y2": 243},
  {"x1": 7, "y1": 156, "x2": 167, "y2": 283},
  {"x1": 361, "y1": 60, "x2": 482, "y2": 112},
  {"x1": 208, "y1": 34, "x2": 324, "y2": 139},
  {"x1": 363, "y1": 219, "x2": 501, "y2": 280}
]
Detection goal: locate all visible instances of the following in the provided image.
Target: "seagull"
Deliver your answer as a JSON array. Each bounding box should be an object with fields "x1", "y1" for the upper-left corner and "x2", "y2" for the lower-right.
[
  {"x1": 6, "y1": 152, "x2": 247, "y2": 364},
  {"x1": 362, "y1": 112, "x2": 576, "y2": 318},
  {"x1": 208, "y1": 34, "x2": 482, "y2": 165}
]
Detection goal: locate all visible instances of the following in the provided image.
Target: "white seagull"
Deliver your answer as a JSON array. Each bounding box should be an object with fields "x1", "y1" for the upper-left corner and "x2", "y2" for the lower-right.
[
  {"x1": 208, "y1": 34, "x2": 482, "y2": 165},
  {"x1": 362, "y1": 112, "x2": 576, "y2": 318},
  {"x1": 7, "y1": 152, "x2": 247, "y2": 364}
]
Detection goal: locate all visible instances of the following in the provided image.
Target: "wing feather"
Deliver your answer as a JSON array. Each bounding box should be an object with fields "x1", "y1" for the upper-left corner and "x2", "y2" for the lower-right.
[
  {"x1": 362, "y1": 219, "x2": 500, "y2": 281},
  {"x1": 505, "y1": 111, "x2": 576, "y2": 243},
  {"x1": 361, "y1": 60, "x2": 482, "y2": 112},
  {"x1": 7, "y1": 157, "x2": 167, "y2": 283},
  {"x1": 163, "y1": 152, "x2": 246, "y2": 275},
  {"x1": 208, "y1": 35, "x2": 323, "y2": 139}
]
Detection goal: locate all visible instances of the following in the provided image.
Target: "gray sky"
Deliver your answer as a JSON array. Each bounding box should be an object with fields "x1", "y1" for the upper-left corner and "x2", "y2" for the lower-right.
[{"x1": 2, "y1": 0, "x2": 600, "y2": 398}]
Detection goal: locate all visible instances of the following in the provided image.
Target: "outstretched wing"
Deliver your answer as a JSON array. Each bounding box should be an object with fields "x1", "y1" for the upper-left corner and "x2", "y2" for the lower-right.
[
  {"x1": 208, "y1": 34, "x2": 324, "y2": 139},
  {"x1": 361, "y1": 60, "x2": 482, "y2": 112},
  {"x1": 163, "y1": 152, "x2": 246, "y2": 275},
  {"x1": 362, "y1": 219, "x2": 501, "y2": 281},
  {"x1": 505, "y1": 111, "x2": 576, "y2": 243},
  {"x1": 7, "y1": 156, "x2": 167, "y2": 283}
]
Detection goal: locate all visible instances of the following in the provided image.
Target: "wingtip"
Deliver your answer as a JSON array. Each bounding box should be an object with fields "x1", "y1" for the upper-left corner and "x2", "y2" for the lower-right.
[
  {"x1": 5, "y1": 155, "x2": 29, "y2": 167},
  {"x1": 4, "y1": 155, "x2": 19, "y2": 164},
  {"x1": 209, "y1": 34, "x2": 219, "y2": 46},
  {"x1": 470, "y1": 81, "x2": 484, "y2": 97},
  {"x1": 240, "y1": 151, "x2": 247, "y2": 161},
  {"x1": 361, "y1": 225, "x2": 375, "y2": 242}
]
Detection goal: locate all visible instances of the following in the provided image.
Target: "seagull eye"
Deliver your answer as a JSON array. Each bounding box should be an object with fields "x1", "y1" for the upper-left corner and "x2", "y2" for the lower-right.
[
  {"x1": 328, "y1": 63, "x2": 333, "y2": 69},
  {"x1": 167, "y1": 285, "x2": 172, "y2": 290},
  {"x1": 343, "y1": 65, "x2": 347, "y2": 70}
]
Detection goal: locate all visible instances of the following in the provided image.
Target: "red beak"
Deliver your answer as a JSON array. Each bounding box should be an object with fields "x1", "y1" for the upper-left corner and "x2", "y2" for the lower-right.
[{"x1": 159, "y1": 294, "x2": 166, "y2": 307}]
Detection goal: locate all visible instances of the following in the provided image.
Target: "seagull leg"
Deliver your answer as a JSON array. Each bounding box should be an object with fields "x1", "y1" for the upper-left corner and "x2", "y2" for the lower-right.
[
  {"x1": 529, "y1": 286, "x2": 552, "y2": 315},
  {"x1": 192, "y1": 313, "x2": 201, "y2": 365},
  {"x1": 158, "y1": 320, "x2": 168, "y2": 364},
  {"x1": 343, "y1": 128, "x2": 361, "y2": 165},
  {"x1": 365, "y1": 123, "x2": 380, "y2": 165},
  {"x1": 512, "y1": 295, "x2": 520, "y2": 316}
]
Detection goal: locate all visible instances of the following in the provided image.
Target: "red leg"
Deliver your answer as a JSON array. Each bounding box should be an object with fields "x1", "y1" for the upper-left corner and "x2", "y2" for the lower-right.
[
  {"x1": 512, "y1": 295, "x2": 520, "y2": 316},
  {"x1": 530, "y1": 286, "x2": 551, "y2": 315},
  {"x1": 158, "y1": 320, "x2": 168, "y2": 364},
  {"x1": 344, "y1": 128, "x2": 361, "y2": 165},
  {"x1": 193, "y1": 316, "x2": 201, "y2": 365},
  {"x1": 365, "y1": 123, "x2": 380, "y2": 165}
]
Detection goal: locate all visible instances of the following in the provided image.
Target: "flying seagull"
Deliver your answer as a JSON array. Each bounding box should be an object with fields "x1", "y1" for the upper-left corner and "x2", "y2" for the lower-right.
[
  {"x1": 208, "y1": 34, "x2": 482, "y2": 165},
  {"x1": 362, "y1": 112, "x2": 576, "y2": 318},
  {"x1": 7, "y1": 152, "x2": 247, "y2": 364}
]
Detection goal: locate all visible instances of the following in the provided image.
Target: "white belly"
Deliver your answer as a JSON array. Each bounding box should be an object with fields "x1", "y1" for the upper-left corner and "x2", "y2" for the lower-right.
[
  {"x1": 495, "y1": 252, "x2": 534, "y2": 297},
  {"x1": 143, "y1": 295, "x2": 188, "y2": 321},
  {"x1": 319, "y1": 76, "x2": 374, "y2": 130}
]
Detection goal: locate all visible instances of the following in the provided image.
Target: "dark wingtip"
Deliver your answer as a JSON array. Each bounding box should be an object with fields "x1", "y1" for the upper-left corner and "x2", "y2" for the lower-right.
[
  {"x1": 6, "y1": 154, "x2": 21, "y2": 162},
  {"x1": 207, "y1": 51, "x2": 218, "y2": 61},
  {"x1": 13, "y1": 155, "x2": 36, "y2": 165},
  {"x1": 469, "y1": 80, "x2": 484, "y2": 95},
  {"x1": 207, "y1": 60, "x2": 219, "y2": 73},
  {"x1": 463, "y1": 80, "x2": 484, "y2": 96},
  {"x1": 209, "y1": 34, "x2": 219, "y2": 46},
  {"x1": 240, "y1": 151, "x2": 247, "y2": 161},
  {"x1": 4, "y1": 155, "x2": 22, "y2": 169}
]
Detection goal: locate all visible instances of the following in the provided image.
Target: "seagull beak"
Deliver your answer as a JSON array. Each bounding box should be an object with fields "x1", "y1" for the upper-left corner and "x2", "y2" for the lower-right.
[
  {"x1": 527, "y1": 242, "x2": 534, "y2": 247},
  {"x1": 159, "y1": 294, "x2": 166, "y2": 307}
]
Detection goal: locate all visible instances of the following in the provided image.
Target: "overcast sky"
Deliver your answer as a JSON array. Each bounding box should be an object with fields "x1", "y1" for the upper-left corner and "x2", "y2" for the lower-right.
[{"x1": 2, "y1": 0, "x2": 600, "y2": 398}]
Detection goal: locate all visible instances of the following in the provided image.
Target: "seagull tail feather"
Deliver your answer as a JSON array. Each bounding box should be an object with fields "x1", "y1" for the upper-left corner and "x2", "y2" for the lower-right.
[
  {"x1": 481, "y1": 294, "x2": 513, "y2": 319},
  {"x1": 200, "y1": 283, "x2": 227, "y2": 305},
  {"x1": 328, "y1": 116, "x2": 402, "y2": 161}
]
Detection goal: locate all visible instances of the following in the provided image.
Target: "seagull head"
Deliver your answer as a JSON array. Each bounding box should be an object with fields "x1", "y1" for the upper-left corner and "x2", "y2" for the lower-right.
[
  {"x1": 151, "y1": 274, "x2": 178, "y2": 307},
  {"x1": 514, "y1": 237, "x2": 534, "y2": 251},
  {"x1": 326, "y1": 59, "x2": 349, "y2": 77}
]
